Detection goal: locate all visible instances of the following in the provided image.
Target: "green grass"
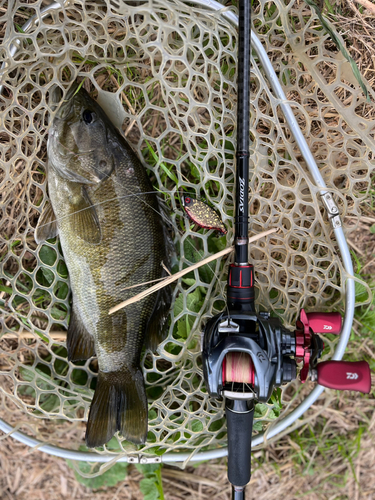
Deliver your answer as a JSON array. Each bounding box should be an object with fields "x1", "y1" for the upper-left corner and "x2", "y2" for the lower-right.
[
  {"x1": 301, "y1": 0, "x2": 370, "y2": 101},
  {"x1": 1, "y1": 242, "x2": 69, "y2": 336},
  {"x1": 136, "y1": 464, "x2": 165, "y2": 500},
  {"x1": 287, "y1": 405, "x2": 369, "y2": 496},
  {"x1": 66, "y1": 443, "x2": 164, "y2": 499}
]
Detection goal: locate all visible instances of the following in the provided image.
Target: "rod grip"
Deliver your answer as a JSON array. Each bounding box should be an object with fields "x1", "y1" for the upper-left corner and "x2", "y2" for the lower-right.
[{"x1": 226, "y1": 400, "x2": 254, "y2": 488}]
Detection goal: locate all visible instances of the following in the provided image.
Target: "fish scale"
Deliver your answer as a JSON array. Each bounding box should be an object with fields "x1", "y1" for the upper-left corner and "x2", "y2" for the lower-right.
[{"x1": 36, "y1": 85, "x2": 171, "y2": 447}]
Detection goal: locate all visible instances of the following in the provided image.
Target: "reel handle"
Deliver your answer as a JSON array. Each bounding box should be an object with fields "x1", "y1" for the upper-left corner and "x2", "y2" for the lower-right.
[
  {"x1": 316, "y1": 360, "x2": 371, "y2": 393},
  {"x1": 305, "y1": 312, "x2": 342, "y2": 335}
]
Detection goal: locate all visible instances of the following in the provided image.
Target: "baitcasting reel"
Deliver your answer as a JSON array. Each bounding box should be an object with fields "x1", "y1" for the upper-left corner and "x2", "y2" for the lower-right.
[{"x1": 202, "y1": 263, "x2": 371, "y2": 498}]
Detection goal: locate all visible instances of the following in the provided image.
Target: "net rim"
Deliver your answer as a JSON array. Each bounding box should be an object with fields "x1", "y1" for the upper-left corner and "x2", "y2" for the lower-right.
[{"x1": 0, "y1": 0, "x2": 355, "y2": 464}]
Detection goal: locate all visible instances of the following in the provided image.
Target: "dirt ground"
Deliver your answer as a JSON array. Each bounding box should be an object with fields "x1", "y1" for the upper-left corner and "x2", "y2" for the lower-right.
[{"x1": 0, "y1": 388, "x2": 375, "y2": 499}]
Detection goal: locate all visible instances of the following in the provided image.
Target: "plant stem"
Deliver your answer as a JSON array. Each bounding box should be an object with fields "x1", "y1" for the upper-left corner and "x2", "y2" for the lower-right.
[{"x1": 155, "y1": 467, "x2": 165, "y2": 500}]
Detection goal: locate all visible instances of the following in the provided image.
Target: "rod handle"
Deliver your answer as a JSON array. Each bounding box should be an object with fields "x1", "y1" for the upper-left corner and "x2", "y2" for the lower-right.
[{"x1": 226, "y1": 400, "x2": 254, "y2": 488}]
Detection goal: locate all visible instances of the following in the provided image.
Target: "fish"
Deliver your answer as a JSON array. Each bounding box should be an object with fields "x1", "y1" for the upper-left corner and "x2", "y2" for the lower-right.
[
  {"x1": 181, "y1": 195, "x2": 227, "y2": 235},
  {"x1": 35, "y1": 83, "x2": 171, "y2": 448}
]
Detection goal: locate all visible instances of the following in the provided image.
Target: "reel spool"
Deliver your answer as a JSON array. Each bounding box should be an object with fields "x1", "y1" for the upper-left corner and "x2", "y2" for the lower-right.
[{"x1": 222, "y1": 352, "x2": 254, "y2": 386}]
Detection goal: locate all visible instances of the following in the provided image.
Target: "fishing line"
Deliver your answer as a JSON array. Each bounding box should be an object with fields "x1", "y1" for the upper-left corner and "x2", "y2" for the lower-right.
[
  {"x1": 121, "y1": 276, "x2": 169, "y2": 290},
  {"x1": 38, "y1": 189, "x2": 222, "y2": 231},
  {"x1": 36, "y1": 191, "x2": 162, "y2": 230}
]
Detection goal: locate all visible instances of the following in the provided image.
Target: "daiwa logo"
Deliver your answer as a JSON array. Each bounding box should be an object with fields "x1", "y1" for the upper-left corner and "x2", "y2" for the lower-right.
[{"x1": 239, "y1": 177, "x2": 245, "y2": 213}]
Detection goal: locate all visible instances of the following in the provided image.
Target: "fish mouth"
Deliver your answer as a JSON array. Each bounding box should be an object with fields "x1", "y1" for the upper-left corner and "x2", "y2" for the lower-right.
[
  {"x1": 52, "y1": 82, "x2": 81, "y2": 119},
  {"x1": 65, "y1": 82, "x2": 80, "y2": 101},
  {"x1": 52, "y1": 82, "x2": 80, "y2": 103}
]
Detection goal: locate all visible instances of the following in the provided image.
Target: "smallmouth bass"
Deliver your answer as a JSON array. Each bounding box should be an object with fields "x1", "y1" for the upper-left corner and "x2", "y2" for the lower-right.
[{"x1": 36, "y1": 84, "x2": 171, "y2": 447}]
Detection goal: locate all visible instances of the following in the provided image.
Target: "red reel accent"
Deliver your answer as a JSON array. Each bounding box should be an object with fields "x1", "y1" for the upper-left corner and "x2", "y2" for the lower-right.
[
  {"x1": 295, "y1": 309, "x2": 343, "y2": 383},
  {"x1": 295, "y1": 309, "x2": 312, "y2": 383},
  {"x1": 222, "y1": 352, "x2": 255, "y2": 385},
  {"x1": 306, "y1": 312, "x2": 342, "y2": 335},
  {"x1": 317, "y1": 360, "x2": 371, "y2": 393}
]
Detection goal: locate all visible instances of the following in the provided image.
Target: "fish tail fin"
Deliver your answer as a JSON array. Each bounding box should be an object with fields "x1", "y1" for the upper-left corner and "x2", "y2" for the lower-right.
[{"x1": 85, "y1": 367, "x2": 147, "y2": 448}]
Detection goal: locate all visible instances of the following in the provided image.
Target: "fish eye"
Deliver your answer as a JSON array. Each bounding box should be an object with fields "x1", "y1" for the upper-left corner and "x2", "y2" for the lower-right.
[
  {"x1": 82, "y1": 109, "x2": 94, "y2": 124},
  {"x1": 185, "y1": 197, "x2": 191, "y2": 204}
]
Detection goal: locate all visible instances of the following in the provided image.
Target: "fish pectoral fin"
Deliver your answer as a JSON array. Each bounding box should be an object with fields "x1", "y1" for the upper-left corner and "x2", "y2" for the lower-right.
[
  {"x1": 67, "y1": 304, "x2": 95, "y2": 362},
  {"x1": 35, "y1": 202, "x2": 58, "y2": 243},
  {"x1": 85, "y1": 367, "x2": 148, "y2": 448},
  {"x1": 144, "y1": 279, "x2": 172, "y2": 352},
  {"x1": 70, "y1": 187, "x2": 101, "y2": 244}
]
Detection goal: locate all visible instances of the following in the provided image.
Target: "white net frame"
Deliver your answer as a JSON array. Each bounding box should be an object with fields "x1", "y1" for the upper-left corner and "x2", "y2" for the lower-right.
[{"x1": 0, "y1": 0, "x2": 373, "y2": 468}]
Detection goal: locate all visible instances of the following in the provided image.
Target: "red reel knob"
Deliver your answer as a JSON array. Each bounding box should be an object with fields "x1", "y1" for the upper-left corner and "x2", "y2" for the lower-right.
[
  {"x1": 306, "y1": 312, "x2": 342, "y2": 335},
  {"x1": 317, "y1": 360, "x2": 371, "y2": 393}
]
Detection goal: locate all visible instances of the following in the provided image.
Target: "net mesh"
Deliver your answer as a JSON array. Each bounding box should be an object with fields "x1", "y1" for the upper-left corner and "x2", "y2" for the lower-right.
[{"x1": 0, "y1": 0, "x2": 374, "y2": 463}]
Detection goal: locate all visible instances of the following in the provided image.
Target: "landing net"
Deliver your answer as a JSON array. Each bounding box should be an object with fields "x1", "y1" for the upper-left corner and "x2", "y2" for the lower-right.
[{"x1": 0, "y1": 0, "x2": 374, "y2": 467}]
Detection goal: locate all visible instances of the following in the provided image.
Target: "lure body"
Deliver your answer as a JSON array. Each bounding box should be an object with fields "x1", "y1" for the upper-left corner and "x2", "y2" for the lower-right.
[{"x1": 182, "y1": 195, "x2": 227, "y2": 235}]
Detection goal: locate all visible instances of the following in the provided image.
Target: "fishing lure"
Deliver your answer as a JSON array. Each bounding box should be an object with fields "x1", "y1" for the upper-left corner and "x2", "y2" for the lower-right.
[{"x1": 181, "y1": 195, "x2": 227, "y2": 235}]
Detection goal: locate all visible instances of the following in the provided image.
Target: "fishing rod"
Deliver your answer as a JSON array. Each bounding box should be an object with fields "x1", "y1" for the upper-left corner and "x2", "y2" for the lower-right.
[{"x1": 201, "y1": 0, "x2": 371, "y2": 498}]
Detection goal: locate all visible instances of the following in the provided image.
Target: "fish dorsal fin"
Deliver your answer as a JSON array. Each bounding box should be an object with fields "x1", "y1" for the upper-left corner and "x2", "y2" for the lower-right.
[
  {"x1": 35, "y1": 202, "x2": 58, "y2": 243},
  {"x1": 70, "y1": 187, "x2": 101, "y2": 244}
]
